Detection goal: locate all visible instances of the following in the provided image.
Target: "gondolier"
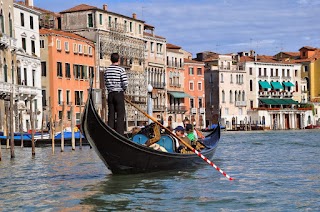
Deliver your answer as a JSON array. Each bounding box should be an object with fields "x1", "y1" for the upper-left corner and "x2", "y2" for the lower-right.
[{"x1": 104, "y1": 52, "x2": 128, "y2": 135}]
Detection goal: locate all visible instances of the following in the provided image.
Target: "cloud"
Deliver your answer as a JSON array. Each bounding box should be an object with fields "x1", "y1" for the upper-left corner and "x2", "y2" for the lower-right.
[{"x1": 34, "y1": 0, "x2": 320, "y2": 55}]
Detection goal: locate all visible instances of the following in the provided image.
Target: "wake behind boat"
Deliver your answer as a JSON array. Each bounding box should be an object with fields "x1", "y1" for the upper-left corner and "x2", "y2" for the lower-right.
[{"x1": 81, "y1": 88, "x2": 221, "y2": 174}]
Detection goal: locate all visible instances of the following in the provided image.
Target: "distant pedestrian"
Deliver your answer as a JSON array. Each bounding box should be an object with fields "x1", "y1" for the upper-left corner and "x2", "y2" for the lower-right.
[{"x1": 104, "y1": 53, "x2": 128, "y2": 135}]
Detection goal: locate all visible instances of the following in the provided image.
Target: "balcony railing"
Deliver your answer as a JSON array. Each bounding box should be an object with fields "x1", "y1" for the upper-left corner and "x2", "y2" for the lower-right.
[
  {"x1": 191, "y1": 108, "x2": 197, "y2": 114},
  {"x1": 199, "y1": 107, "x2": 205, "y2": 114},
  {"x1": 0, "y1": 33, "x2": 17, "y2": 49},
  {"x1": 258, "y1": 90, "x2": 293, "y2": 98},
  {"x1": 167, "y1": 105, "x2": 187, "y2": 113},
  {"x1": 153, "y1": 105, "x2": 165, "y2": 111},
  {"x1": 235, "y1": 101, "x2": 246, "y2": 107},
  {"x1": 151, "y1": 82, "x2": 166, "y2": 89},
  {"x1": 0, "y1": 81, "x2": 43, "y2": 97}
]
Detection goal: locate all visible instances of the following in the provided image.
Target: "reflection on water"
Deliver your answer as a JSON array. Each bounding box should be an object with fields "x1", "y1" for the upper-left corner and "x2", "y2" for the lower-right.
[{"x1": 0, "y1": 130, "x2": 320, "y2": 211}]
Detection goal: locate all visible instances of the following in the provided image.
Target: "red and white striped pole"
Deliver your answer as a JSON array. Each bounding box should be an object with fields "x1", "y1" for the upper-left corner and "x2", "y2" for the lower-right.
[
  {"x1": 125, "y1": 98, "x2": 234, "y2": 181},
  {"x1": 194, "y1": 149, "x2": 234, "y2": 180}
]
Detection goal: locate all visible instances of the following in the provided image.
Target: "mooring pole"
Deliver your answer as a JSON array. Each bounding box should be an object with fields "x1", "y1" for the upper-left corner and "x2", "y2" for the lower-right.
[
  {"x1": 10, "y1": 91, "x2": 15, "y2": 158},
  {"x1": 71, "y1": 104, "x2": 75, "y2": 151},
  {"x1": 29, "y1": 96, "x2": 35, "y2": 156},
  {"x1": 61, "y1": 102, "x2": 65, "y2": 152}
]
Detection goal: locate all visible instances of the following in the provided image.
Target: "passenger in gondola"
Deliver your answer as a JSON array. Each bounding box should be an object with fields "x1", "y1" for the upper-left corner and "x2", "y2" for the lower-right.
[
  {"x1": 174, "y1": 126, "x2": 193, "y2": 153},
  {"x1": 185, "y1": 123, "x2": 205, "y2": 151}
]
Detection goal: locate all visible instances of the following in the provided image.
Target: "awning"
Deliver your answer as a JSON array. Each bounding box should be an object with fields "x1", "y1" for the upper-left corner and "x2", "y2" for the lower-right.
[
  {"x1": 259, "y1": 81, "x2": 272, "y2": 89},
  {"x1": 283, "y1": 81, "x2": 295, "y2": 87},
  {"x1": 168, "y1": 91, "x2": 192, "y2": 98},
  {"x1": 259, "y1": 98, "x2": 298, "y2": 105},
  {"x1": 271, "y1": 81, "x2": 284, "y2": 89}
]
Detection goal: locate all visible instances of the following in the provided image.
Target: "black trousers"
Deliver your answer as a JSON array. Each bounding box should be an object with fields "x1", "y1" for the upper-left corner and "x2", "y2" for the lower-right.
[{"x1": 107, "y1": 91, "x2": 125, "y2": 135}]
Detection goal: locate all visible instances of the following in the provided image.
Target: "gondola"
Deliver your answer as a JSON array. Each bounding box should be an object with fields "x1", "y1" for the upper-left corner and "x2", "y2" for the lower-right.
[{"x1": 81, "y1": 88, "x2": 221, "y2": 174}]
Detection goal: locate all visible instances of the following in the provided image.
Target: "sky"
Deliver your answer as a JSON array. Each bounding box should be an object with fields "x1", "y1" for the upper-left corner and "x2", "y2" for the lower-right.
[{"x1": 33, "y1": 0, "x2": 320, "y2": 57}]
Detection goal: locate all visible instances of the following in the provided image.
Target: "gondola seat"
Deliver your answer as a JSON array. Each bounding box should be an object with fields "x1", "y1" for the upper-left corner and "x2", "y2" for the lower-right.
[{"x1": 132, "y1": 134, "x2": 176, "y2": 153}]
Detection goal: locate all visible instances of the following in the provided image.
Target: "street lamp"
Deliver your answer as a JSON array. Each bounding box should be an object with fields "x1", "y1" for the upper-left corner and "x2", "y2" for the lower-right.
[
  {"x1": 147, "y1": 84, "x2": 153, "y2": 124},
  {"x1": 134, "y1": 110, "x2": 138, "y2": 126}
]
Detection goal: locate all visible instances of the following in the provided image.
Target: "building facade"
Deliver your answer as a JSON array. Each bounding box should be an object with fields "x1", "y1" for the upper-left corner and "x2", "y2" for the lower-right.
[
  {"x1": 40, "y1": 28, "x2": 96, "y2": 130},
  {"x1": 184, "y1": 58, "x2": 206, "y2": 128},
  {"x1": 14, "y1": 2, "x2": 42, "y2": 131}
]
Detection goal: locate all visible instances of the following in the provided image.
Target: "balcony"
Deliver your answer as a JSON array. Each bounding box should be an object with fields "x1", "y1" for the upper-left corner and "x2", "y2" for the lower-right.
[
  {"x1": 0, "y1": 82, "x2": 41, "y2": 100},
  {"x1": 151, "y1": 82, "x2": 166, "y2": 89},
  {"x1": 191, "y1": 108, "x2": 197, "y2": 114},
  {"x1": 259, "y1": 90, "x2": 293, "y2": 98},
  {"x1": 167, "y1": 105, "x2": 187, "y2": 114},
  {"x1": 199, "y1": 107, "x2": 205, "y2": 114},
  {"x1": 235, "y1": 101, "x2": 246, "y2": 107},
  {"x1": 153, "y1": 105, "x2": 165, "y2": 112},
  {"x1": 0, "y1": 33, "x2": 17, "y2": 50}
]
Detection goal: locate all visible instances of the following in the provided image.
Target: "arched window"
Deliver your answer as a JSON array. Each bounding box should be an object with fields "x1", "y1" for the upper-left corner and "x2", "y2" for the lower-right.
[
  {"x1": 221, "y1": 73, "x2": 224, "y2": 82},
  {"x1": 0, "y1": 9, "x2": 4, "y2": 33},
  {"x1": 230, "y1": 74, "x2": 233, "y2": 83},
  {"x1": 235, "y1": 90, "x2": 237, "y2": 102},
  {"x1": 222, "y1": 90, "x2": 225, "y2": 103},
  {"x1": 9, "y1": 12, "x2": 13, "y2": 37},
  {"x1": 295, "y1": 81, "x2": 298, "y2": 92},
  {"x1": 3, "y1": 58, "x2": 8, "y2": 82},
  {"x1": 229, "y1": 90, "x2": 233, "y2": 103},
  {"x1": 242, "y1": 91, "x2": 245, "y2": 101},
  {"x1": 238, "y1": 90, "x2": 241, "y2": 101}
]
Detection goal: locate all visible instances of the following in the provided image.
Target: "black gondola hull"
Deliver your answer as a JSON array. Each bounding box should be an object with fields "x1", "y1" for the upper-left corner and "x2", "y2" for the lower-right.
[{"x1": 82, "y1": 90, "x2": 221, "y2": 174}]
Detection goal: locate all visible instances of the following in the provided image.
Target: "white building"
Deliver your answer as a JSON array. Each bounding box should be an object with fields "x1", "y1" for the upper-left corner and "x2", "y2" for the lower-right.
[
  {"x1": 14, "y1": 1, "x2": 42, "y2": 131},
  {"x1": 240, "y1": 55, "x2": 312, "y2": 129}
]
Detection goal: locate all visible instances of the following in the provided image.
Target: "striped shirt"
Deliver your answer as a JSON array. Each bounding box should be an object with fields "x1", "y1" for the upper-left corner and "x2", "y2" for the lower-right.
[{"x1": 104, "y1": 65, "x2": 128, "y2": 93}]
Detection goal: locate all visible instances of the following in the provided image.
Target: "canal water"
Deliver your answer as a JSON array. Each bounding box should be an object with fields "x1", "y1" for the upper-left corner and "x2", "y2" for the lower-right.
[{"x1": 0, "y1": 130, "x2": 319, "y2": 211}]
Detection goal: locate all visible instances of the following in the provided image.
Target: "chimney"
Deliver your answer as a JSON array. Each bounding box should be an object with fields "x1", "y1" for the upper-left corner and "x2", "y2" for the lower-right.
[
  {"x1": 103, "y1": 4, "x2": 108, "y2": 11},
  {"x1": 132, "y1": 13, "x2": 137, "y2": 19},
  {"x1": 25, "y1": 0, "x2": 34, "y2": 6}
]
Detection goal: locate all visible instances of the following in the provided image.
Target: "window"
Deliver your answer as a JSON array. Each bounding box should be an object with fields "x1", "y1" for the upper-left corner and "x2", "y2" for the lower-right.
[
  {"x1": 83, "y1": 45, "x2": 87, "y2": 55},
  {"x1": 139, "y1": 24, "x2": 142, "y2": 34},
  {"x1": 58, "y1": 111, "x2": 62, "y2": 119},
  {"x1": 32, "y1": 69, "x2": 35, "y2": 86},
  {"x1": 230, "y1": 74, "x2": 233, "y2": 83},
  {"x1": 66, "y1": 90, "x2": 71, "y2": 105},
  {"x1": 108, "y1": 16, "x2": 112, "y2": 27},
  {"x1": 64, "y1": 41, "x2": 69, "y2": 52},
  {"x1": 88, "y1": 14, "x2": 93, "y2": 27},
  {"x1": 271, "y1": 68, "x2": 273, "y2": 77},
  {"x1": 88, "y1": 46, "x2": 93, "y2": 55},
  {"x1": 22, "y1": 37, "x2": 26, "y2": 51},
  {"x1": 41, "y1": 62, "x2": 46, "y2": 76},
  {"x1": 250, "y1": 80, "x2": 253, "y2": 91},
  {"x1": 282, "y1": 69, "x2": 285, "y2": 77},
  {"x1": 42, "y1": 90, "x2": 47, "y2": 106},
  {"x1": 99, "y1": 14, "x2": 103, "y2": 25},
  {"x1": 73, "y1": 43, "x2": 77, "y2": 53},
  {"x1": 20, "y1": 13, "x2": 24, "y2": 27},
  {"x1": 67, "y1": 111, "x2": 71, "y2": 120},
  {"x1": 114, "y1": 18, "x2": 117, "y2": 28},
  {"x1": 259, "y1": 68, "x2": 261, "y2": 76},
  {"x1": 150, "y1": 42, "x2": 154, "y2": 52},
  {"x1": 304, "y1": 66, "x2": 308, "y2": 72},
  {"x1": 58, "y1": 90, "x2": 62, "y2": 105},
  {"x1": 129, "y1": 22, "x2": 133, "y2": 32},
  {"x1": 30, "y1": 16, "x2": 34, "y2": 29},
  {"x1": 199, "y1": 98, "x2": 203, "y2": 108},
  {"x1": 40, "y1": 40, "x2": 44, "y2": 48},
  {"x1": 57, "y1": 62, "x2": 63, "y2": 77},
  {"x1": 287, "y1": 69, "x2": 290, "y2": 77},
  {"x1": 276, "y1": 69, "x2": 279, "y2": 76},
  {"x1": 0, "y1": 12, "x2": 4, "y2": 33},
  {"x1": 189, "y1": 82, "x2": 194, "y2": 90},
  {"x1": 197, "y1": 68, "x2": 202, "y2": 75},
  {"x1": 31, "y1": 40, "x2": 35, "y2": 54},
  {"x1": 198, "y1": 82, "x2": 202, "y2": 91},
  {"x1": 65, "y1": 63, "x2": 71, "y2": 78},
  {"x1": 249, "y1": 67, "x2": 252, "y2": 75},
  {"x1": 190, "y1": 99, "x2": 194, "y2": 108},
  {"x1": 56, "y1": 39, "x2": 61, "y2": 50},
  {"x1": 24, "y1": 68, "x2": 27, "y2": 85},
  {"x1": 89, "y1": 66, "x2": 94, "y2": 79},
  {"x1": 264, "y1": 68, "x2": 267, "y2": 76},
  {"x1": 220, "y1": 73, "x2": 224, "y2": 83},
  {"x1": 78, "y1": 44, "x2": 82, "y2": 54},
  {"x1": 124, "y1": 20, "x2": 127, "y2": 31},
  {"x1": 189, "y1": 67, "x2": 194, "y2": 75},
  {"x1": 229, "y1": 90, "x2": 233, "y2": 103},
  {"x1": 76, "y1": 113, "x2": 81, "y2": 125},
  {"x1": 75, "y1": 91, "x2": 83, "y2": 106},
  {"x1": 222, "y1": 90, "x2": 225, "y2": 103}
]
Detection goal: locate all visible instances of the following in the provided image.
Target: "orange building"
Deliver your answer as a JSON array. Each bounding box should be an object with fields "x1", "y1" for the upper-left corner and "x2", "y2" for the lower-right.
[
  {"x1": 40, "y1": 28, "x2": 96, "y2": 128},
  {"x1": 184, "y1": 58, "x2": 206, "y2": 128}
]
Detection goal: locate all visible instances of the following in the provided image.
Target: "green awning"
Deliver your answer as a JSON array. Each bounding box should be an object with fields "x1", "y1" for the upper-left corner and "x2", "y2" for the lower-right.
[
  {"x1": 259, "y1": 81, "x2": 272, "y2": 89},
  {"x1": 283, "y1": 81, "x2": 295, "y2": 87},
  {"x1": 168, "y1": 91, "x2": 192, "y2": 98},
  {"x1": 260, "y1": 98, "x2": 298, "y2": 105},
  {"x1": 271, "y1": 81, "x2": 284, "y2": 89}
]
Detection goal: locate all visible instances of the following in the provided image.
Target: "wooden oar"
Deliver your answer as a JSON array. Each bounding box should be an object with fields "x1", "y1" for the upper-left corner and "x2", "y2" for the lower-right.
[{"x1": 125, "y1": 98, "x2": 234, "y2": 181}]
